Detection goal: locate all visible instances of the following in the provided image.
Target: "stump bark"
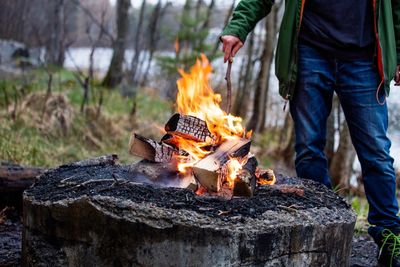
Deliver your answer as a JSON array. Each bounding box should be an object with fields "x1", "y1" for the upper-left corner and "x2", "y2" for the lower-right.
[{"x1": 22, "y1": 158, "x2": 356, "y2": 267}]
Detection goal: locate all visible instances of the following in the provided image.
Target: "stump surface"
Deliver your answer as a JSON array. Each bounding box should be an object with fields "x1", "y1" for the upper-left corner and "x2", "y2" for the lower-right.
[{"x1": 23, "y1": 160, "x2": 356, "y2": 267}]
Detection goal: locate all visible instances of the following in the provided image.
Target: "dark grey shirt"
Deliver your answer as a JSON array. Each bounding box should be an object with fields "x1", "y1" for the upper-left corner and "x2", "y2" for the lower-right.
[{"x1": 299, "y1": 0, "x2": 375, "y2": 60}]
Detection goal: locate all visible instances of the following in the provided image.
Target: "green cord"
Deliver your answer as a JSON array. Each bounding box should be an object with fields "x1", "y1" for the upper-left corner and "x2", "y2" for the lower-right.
[{"x1": 380, "y1": 229, "x2": 400, "y2": 267}]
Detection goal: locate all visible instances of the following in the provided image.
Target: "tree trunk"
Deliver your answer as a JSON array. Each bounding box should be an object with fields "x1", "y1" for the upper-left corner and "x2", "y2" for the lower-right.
[
  {"x1": 247, "y1": 7, "x2": 279, "y2": 132},
  {"x1": 330, "y1": 121, "x2": 356, "y2": 189},
  {"x1": 129, "y1": 0, "x2": 147, "y2": 85},
  {"x1": 325, "y1": 98, "x2": 336, "y2": 167},
  {"x1": 140, "y1": 1, "x2": 170, "y2": 86},
  {"x1": 232, "y1": 33, "x2": 255, "y2": 119},
  {"x1": 102, "y1": 0, "x2": 131, "y2": 88},
  {"x1": 46, "y1": 0, "x2": 65, "y2": 66},
  {"x1": 281, "y1": 123, "x2": 295, "y2": 166},
  {"x1": 278, "y1": 111, "x2": 292, "y2": 149},
  {"x1": 259, "y1": 5, "x2": 281, "y2": 131}
]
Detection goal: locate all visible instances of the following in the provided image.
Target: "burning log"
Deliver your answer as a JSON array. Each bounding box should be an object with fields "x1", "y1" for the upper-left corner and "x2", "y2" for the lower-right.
[
  {"x1": 129, "y1": 133, "x2": 178, "y2": 163},
  {"x1": 192, "y1": 138, "x2": 251, "y2": 192},
  {"x1": 165, "y1": 113, "x2": 214, "y2": 142},
  {"x1": 233, "y1": 157, "x2": 257, "y2": 197},
  {"x1": 160, "y1": 133, "x2": 180, "y2": 147}
]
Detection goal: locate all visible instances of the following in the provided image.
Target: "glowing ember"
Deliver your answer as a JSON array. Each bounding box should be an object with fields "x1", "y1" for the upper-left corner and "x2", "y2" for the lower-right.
[
  {"x1": 256, "y1": 168, "x2": 276, "y2": 185},
  {"x1": 226, "y1": 158, "x2": 243, "y2": 186}
]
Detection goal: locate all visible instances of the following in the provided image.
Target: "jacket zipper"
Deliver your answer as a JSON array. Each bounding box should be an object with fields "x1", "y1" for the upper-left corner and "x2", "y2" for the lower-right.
[{"x1": 283, "y1": 0, "x2": 306, "y2": 111}]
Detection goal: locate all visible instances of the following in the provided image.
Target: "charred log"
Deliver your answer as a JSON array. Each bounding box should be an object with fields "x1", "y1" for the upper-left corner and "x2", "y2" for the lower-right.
[
  {"x1": 165, "y1": 113, "x2": 214, "y2": 142},
  {"x1": 233, "y1": 157, "x2": 257, "y2": 197},
  {"x1": 0, "y1": 162, "x2": 45, "y2": 208},
  {"x1": 129, "y1": 133, "x2": 178, "y2": 163},
  {"x1": 0, "y1": 162, "x2": 44, "y2": 194}
]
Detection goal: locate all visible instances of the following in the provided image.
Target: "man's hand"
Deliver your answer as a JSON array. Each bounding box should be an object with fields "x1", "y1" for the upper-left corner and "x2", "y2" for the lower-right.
[
  {"x1": 395, "y1": 65, "x2": 400, "y2": 86},
  {"x1": 220, "y1": 35, "x2": 244, "y2": 63}
]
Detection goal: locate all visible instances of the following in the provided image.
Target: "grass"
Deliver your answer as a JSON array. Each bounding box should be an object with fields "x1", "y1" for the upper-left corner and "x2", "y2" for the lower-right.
[
  {"x1": 0, "y1": 68, "x2": 171, "y2": 167},
  {"x1": 349, "y1": 196, "x2": 370, "y2": 235}
]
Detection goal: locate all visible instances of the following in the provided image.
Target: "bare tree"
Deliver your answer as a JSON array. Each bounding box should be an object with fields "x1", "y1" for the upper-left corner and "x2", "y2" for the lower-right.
[
  {"x1": 330, "y1": 121, "x2": 356, "y2": 190},
  {"x1": 140, "y1": 1, "x2": 172, "y2": 86},
  {"x1": 45, "y1": 0, "x2": 65, "y2": 65},
  {"x1": 247, "y1": 2, "x2": 281, "y2": 132},
  {"x1": 66, "y1": 4, "x2": 108, "y2": 114},
  {"x1": 325, "y1": 96, "x2": 340, "y2": 166},
  {"x1": 70, "y1": 0, "x2": 114, "y2": 45},
  {"x1": 129, "y1": 0, "x2": 147, "y2": 85},
  {"x1": 232, "y1": 32, "x2": 255, "y2": 118},
  {"x1": 280, "y1": 119, "x2": 296, "y2": 166},
  {"x1": 0, "y1": 0, "x2": 29, "y2": 42},
  {"x1": 102, "y1": 0, "x2": 131, "y2": 88}
]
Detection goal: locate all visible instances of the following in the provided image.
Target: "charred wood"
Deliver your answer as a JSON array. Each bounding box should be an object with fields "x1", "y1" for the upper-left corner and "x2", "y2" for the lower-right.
[
  {"x1": 165, "y1": 113, "x2": 213, "y2": 142},
  {"x1": 233, "y1": 157, "x2": 257, "y2": 197},
  {"x1": 129, "y1": 133, "x2": 178, "y2": 163},
  {"x1": 0, "y1": 162, "x2": 44, "y2": 194}
]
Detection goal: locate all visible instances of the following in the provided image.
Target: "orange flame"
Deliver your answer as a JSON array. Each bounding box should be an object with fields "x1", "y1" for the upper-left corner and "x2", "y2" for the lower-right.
[
  {"x1": 174, "y1": 55, "x2": 254, "y2": 187},
  {"x1": 256, "y1": 168, "x2": 276, "y2": 185},
  {"x1": 176, "y1": 55, "x2": 247, "y2": 144},
  {"x1": 226, "y1": 158, "x2": 243, "y2": 186}
]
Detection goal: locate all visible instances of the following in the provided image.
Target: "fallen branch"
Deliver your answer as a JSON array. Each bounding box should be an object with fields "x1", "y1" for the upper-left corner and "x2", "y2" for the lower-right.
[{"x1": 0, "y1": 162, "x2": 45, "y2": 193}]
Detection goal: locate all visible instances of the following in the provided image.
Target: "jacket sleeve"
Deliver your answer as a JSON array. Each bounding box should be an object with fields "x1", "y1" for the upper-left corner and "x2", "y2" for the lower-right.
[
  {"x1": 393, "y1": 0, "x2": 400, "y2": 64},
  {"x1": 221, "y1": 0, "x2": 274, "y2": 43}
]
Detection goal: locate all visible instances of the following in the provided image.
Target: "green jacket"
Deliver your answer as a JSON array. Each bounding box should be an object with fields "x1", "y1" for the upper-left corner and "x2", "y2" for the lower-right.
[{"x1": 221, "y1": 0, "x2": 400, "y2": 100}]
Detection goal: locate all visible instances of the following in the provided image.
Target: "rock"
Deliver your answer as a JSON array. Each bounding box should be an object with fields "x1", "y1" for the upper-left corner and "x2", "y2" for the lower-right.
[
  {"x1": 349, "y1": 236, "x2": 379, "y2": 267},
  {"x1": 22, "y1": 159, "x2": 357, "y2": 267},
  {"x1": 0, "y1": 209, "x2": 22, "y2": 267},
  {"x1": 0, "y1": 39, "x2": 41, "y2": 68}
]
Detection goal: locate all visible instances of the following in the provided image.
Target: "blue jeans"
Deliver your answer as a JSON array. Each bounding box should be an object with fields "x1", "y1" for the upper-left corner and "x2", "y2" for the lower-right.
[{"x1": 290, "y1": 43, "x2": 400, "y2": 231}]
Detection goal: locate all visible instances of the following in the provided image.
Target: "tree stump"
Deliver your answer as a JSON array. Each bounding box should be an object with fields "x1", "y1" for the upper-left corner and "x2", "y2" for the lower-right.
[{"x1": 22, "y1": 158, "x2": 356, "y2": 267}]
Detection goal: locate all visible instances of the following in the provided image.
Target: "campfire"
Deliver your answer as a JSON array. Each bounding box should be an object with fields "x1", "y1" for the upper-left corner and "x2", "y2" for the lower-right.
[
  {"x1": 20, "y1": 57, "x2": 356, "y2": 267},
  {"x1": 129, "y1": 55, "x2": 275, "y2": 197}
]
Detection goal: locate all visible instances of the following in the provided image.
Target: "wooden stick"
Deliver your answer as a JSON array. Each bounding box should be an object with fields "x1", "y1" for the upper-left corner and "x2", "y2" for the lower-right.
[{"x1": 225, "y1": 57, "x2": 233, "y2": 114}]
